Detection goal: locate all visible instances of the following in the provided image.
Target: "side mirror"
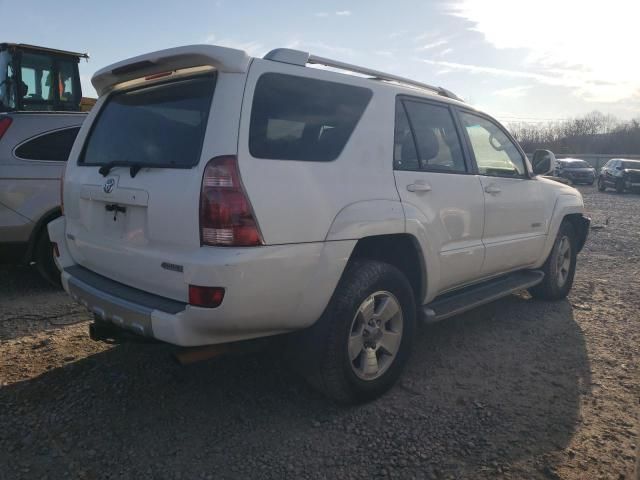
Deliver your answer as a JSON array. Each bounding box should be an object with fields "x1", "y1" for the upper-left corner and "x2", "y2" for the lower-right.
[
  {"x1": 532, "y1": 149, "x2": 556, "y2": 176},
  {"x1": 615, "y1": 166, "x2": 623, "y2": 171}
]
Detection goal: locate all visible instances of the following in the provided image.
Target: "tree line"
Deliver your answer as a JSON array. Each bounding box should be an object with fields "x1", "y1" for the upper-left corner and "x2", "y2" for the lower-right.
[{"x1": 507, "y1": 111, "x2": 640, "y2": 155}]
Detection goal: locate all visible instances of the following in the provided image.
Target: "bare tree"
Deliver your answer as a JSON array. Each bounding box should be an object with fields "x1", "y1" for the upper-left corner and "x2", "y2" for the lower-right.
[{"x1": 508, "y1": 111, "x2": 640, "y2": 154}]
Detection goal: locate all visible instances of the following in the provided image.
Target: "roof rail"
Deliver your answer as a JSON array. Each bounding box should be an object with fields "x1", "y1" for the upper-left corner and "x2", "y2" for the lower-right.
[{"x1": 263, "y1": 48, "x2": 462, "y2": 102}]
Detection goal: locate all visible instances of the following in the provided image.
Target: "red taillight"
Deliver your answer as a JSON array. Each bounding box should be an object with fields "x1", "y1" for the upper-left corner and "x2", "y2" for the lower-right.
[
  {"x1": 0, "y1": 117, "x2": 12, "y2": 140},
  {"x1": 188, "y1": 285, "x2": 225, "y2": 308},
  {"x1": 200, "y1": 155, "x2": 263, "y2": 246}
]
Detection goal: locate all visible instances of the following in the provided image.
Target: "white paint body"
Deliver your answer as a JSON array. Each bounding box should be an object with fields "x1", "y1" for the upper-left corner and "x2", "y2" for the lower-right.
[{"x1": 49, "y1": 45, "x2": 585, "y2": 346}]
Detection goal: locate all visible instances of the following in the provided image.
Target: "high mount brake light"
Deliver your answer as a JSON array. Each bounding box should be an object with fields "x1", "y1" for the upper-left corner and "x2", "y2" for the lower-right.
[{"x1": 199, "y1": 156, "x2": 263, "y2": 247}]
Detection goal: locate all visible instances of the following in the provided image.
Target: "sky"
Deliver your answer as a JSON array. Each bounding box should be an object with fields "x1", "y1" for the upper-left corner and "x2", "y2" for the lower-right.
[{"x1": 3, "y1": 0, "x2": 639, "y2": 124}]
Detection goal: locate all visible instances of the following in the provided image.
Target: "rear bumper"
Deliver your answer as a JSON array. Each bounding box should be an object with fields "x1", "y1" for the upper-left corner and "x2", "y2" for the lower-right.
[
  {"x1": 49, "y1": 216, "x2": 355, "y2": 346},
  {"x1": 64, "y1": 265, "x2": 185, "y2": 338}
]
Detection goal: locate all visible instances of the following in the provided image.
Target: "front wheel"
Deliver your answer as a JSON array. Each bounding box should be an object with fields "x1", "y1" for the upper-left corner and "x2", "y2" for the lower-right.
[
  {"x1": 616, "y1": 179, "x2": 625, "y2": 193},
  {"x1": 597, "y1": 177, "x2": 606, "y2": 191},
  {"x1": 297, "y1": 260, "x2": 416, "y2": 404},
  {"x1": 529, "y1": 221, "x2": 577, "y2": 300}
]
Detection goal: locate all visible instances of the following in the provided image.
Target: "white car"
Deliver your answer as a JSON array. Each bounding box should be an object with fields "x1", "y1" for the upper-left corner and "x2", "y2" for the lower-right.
[{"x1": 49, "y1": 45, "x2": 590, "y2": 403}]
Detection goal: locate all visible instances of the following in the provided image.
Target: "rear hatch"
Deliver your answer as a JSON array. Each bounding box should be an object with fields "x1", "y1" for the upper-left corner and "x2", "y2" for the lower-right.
[{"x1": 63, "y1": 58, "x2": 246, "y2": 301}]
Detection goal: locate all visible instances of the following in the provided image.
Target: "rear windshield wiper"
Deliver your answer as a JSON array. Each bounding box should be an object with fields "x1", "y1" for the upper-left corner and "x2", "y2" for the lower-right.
[{"x1": 98, "y1": 161, "x2": 144, "y2": 178}]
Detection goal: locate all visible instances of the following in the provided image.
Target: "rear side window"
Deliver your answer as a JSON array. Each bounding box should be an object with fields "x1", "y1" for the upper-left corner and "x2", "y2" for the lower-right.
[
  {"x1": 80, "y1": 74, "x2": 215, "y2": 167},
  {"x1": 15, "y1": 127, "x2": 80, "y2": 161},
  {"x1": 249, "y1": 73, "x2": 372, "y2": 161},
  {"x1": 394, "y1": 99, "x2": 466, "y2": 173}
]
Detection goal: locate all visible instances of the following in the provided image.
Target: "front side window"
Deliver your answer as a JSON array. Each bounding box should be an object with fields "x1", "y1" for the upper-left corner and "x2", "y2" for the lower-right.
[
  {"x1": 80, "y1": 74, "x2": 215, "y2": 167},
  {"x1": 15, "y1": 127, "x2": 80, "y2": 161},
  {"x1": 621, "y1": 160, "x2": 640, "y2": 170},
  {"x1": 460, "y1": 111, "x2": 526, "y2": 177},
  {"x1": 249, "y1": 73, "x2": 372, "y2": 161},
  {"x1": 396, "y1": 100, "x2": 466, "y2": 173}
]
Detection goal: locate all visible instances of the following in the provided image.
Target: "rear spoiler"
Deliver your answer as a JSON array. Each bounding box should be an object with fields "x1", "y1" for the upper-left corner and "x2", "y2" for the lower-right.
[{"x1": 91, "y1": 44, "x2": 251, "y2": 96}]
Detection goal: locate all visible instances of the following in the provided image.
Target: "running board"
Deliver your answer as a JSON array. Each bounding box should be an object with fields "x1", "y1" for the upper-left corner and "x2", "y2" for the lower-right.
[{"x1": 421, "y1": 270, "x2": 544, "y2": 323}]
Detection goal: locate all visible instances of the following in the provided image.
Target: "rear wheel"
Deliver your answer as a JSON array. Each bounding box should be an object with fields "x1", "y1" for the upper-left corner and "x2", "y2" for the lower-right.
[
  {"x1": 597, "y1": 177, "x2": 606, "y2": 191},
  {"x1": 297, "y1": 260, "x2": 416, "y2": 404},
  {"x1": 34, "y1": 229, "x2": 61, "y2": 287},
  {"x1": 529, "y1": 221, "x2": 577, "y2": 300}
]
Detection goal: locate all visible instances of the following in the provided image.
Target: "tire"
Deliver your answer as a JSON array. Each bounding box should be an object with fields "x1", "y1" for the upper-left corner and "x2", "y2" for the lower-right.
[
  {"x1": 615, "y1": 179, "x2": 625, "y2": 193},
  {"x1": 34, "y1": 229, "x2": 61, "y2": 287},
  {"x1": 529, "y1": 221, "x2": 577, "y2": 300},
  {"x1": 597, "y1": 177, "x2": 606, "y2": 191},
  {"x1": 296, "y1": 260, "x2": 416, "y2": 404},
  {"x1": 588, "y1": 180, "x2": 594, "y2": 186}
]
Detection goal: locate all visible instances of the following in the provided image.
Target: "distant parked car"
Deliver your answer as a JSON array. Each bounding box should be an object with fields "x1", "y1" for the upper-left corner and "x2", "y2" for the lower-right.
[
  {"x1": 598, "y1": 158, "x2": 640, "y2": 193},
  {"x1": 555, "y1": 158, "x2": 596, "y2": 185}
]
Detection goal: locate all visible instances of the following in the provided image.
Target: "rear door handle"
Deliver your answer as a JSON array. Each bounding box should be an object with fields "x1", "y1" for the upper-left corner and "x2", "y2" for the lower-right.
[
  {"x1": 407, "y1": 183, "x2": 432, "y2": 193},
  {"x1": 484, "y1": 185, "x2": 501, "y2": 194}
]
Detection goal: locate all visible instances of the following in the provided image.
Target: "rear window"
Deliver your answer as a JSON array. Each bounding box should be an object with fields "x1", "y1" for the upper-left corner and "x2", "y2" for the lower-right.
[
  {"x1": 80, "y1": 74, "x2": 215, "y2": 167},
  {"x1": 249, "y1": 73, "x2": 372, "y2": 161}
]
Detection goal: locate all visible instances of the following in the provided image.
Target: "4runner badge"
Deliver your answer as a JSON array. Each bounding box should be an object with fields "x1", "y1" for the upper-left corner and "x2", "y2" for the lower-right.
[{"x1": 103, "y1": 178, "x2": 116, "y2": 194}]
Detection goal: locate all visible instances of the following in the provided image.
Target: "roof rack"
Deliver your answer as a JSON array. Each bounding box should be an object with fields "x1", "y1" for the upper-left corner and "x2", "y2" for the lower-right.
[{"x1": 263, "y1": 48, "x2": 462, "y2": 102}]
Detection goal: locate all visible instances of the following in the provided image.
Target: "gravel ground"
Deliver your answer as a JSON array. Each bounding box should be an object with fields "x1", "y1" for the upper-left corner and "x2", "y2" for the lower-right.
[{"x1": 0, "y1": 186, "x2": 638, "y2": 480}]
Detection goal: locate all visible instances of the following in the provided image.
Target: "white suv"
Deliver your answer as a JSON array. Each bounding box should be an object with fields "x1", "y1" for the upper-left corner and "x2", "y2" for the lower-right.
[{"x1": 49, "y1": 45, "x2": 590, "y2": 403}]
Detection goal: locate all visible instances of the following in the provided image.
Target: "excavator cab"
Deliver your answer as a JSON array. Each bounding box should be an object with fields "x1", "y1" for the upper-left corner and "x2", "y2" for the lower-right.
[{"x1": 0, "y1": 43, "x2": 88, "y2": 112}]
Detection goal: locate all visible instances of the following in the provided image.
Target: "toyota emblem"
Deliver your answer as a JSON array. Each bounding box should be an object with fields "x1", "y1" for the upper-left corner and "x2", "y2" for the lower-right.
[{"x1": 103, "y1": 178, "x2": 116, "y2": 194}]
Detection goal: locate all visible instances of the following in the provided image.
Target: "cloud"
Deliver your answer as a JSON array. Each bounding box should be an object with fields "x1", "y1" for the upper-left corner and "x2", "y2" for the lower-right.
[
  {"x1": 493, "y1": 85, "x2": 533, "y2": 98},
  {"x1": 451, "y1": 0, "x2": 640, "y2": 102},
  {"x1": 286, "y1": 40, "x2": 354, "y2": 57},
  {"x1": 388, "y1": 31, "x2": 406, "y2": 39},
  {"x1": 203, "y1": 34, "x2": 265, "y2": 57},
  {"x1": 416, "y1": 39, "x2": 448, "y2": 51},
  {"x1": 374, "y1": 50, "x2": 393, "y2": 57},
  {"x1": 316, "y1": 11, "x2": 351, "y2": 18},
  {"x1": 420, "y1": 58, "x2": 639, "y2": 104},
  {"x1": 438, "y1": 48, "x2": 453, "y2": 57}
]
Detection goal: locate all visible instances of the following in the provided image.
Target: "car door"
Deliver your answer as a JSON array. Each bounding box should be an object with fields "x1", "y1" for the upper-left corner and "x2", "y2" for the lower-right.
[
  {"x1": 393, "y1": 97, "x2": 485, "y2": 293},
  {"x1": 457, "y1": 110, "x2": 547, "y2": 276}
]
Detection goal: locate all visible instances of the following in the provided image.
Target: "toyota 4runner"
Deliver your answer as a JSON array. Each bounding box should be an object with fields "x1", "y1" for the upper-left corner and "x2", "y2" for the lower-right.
[{"x1": 48, "y1": 45, "x2": 590, "y2": 403}]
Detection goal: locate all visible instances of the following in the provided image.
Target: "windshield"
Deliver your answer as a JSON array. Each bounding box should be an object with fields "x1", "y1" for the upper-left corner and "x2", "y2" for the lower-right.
[
  {"x1": 621, "y1": 160, "x2": 640, "y2": 170},
  {"x1": 565, "y1": 160, "x2": 590, "y2": 168},
  {"x1": 80, "y1": 74, "x2": 215, "y2": 167}
]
